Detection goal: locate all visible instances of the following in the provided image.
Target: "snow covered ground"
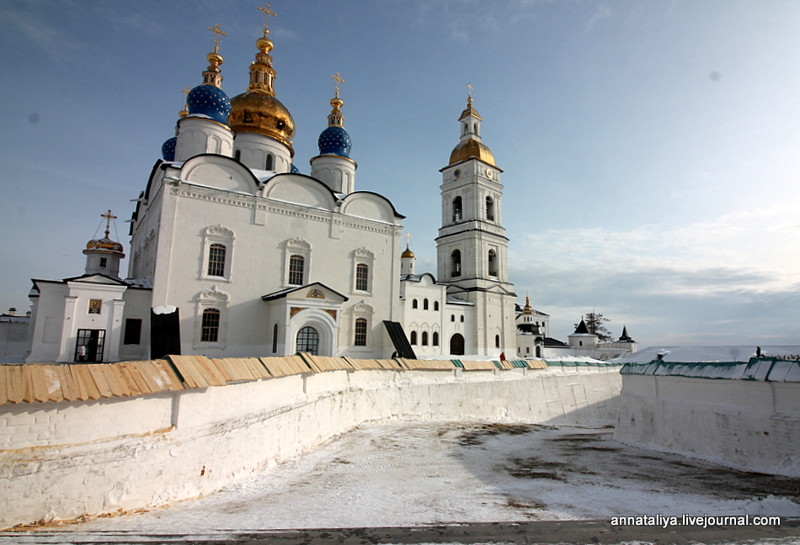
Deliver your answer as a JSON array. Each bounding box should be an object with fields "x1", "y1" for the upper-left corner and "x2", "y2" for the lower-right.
[{"x1": 52, "y1": 420, "x2": 800, "y2": 533}]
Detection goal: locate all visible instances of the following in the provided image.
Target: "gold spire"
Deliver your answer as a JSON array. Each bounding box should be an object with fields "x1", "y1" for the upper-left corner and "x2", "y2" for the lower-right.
[
  {"x1": 247, "y1": 3, "x2": 277, "y2": 95},
  {"x1": 328, "y1": 72, "x2": 345, "y2": 127},
  {"x1": 522, "y1": 295, "x2": 533, "y2": 315},
  {"x1": 203, "y1": 24, "x2": 226, "y2": 88},
  {"x1": 178, "y1": 87, "x2": 190, "y2": 118}
]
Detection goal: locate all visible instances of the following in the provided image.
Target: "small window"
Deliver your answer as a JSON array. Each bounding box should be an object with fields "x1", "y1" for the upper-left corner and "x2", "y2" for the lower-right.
[
  {"x1": 526, "y1": 346, "x2": 530, "y2": 354},
  {"x1": 495, "y1": 334, "x2": 500, "y2": 349},
  {"x1": 451, "y1": 314, "x2": 455, "y2": 322},
  {"x1": 265, "y1": 153, "x2": 274, "y2": 170},
  {"x1": 356, "y1": 263, "x2": 369, "y2": 291},
  {"x1": 234, "y1": 149, "x2": 241, "y2": 161},
  {"x1": 412, "y1": 299, "x2": 418, "y2": 309},
  {"x1": 201, "y1": 309, "x2": 220, "y2": 342},
  {"x1": 422, "y1": 332, "x2": 429, "y2": 346},
  {"x1": 486, "y1": 197, "x2": 495, "y2": 221},
  {"x1": 423, "y1": 299, "x2": 429, "y2": 310},
  {"x1": 99, "y1": 257, "x2": 108, "y2": 269},
  {"x1": 272, "y1": 323, "x2": 278, "y2": 353},
  {"x1": 488, "y1": 249, "x2": 498, "y2": 277},
  {"x1": 208, "y1": 244, "x2": 226, "y2": 277},
  {"x1": 460, "y1": 315, "x2": 464, "y2": 323},
  {"x1": 354, "y1": 318, "x2": 368, "y2": 346},
  {"x1": 288, "y1": 255, "x2": 304, "y2": 285},
  {"x1": 432, "y1": 332, "x2": 439, "y2": 346},
  {"x1": 410, "y1": 331, "x2": 417, "y2": 345},
  {"x1": 434, "y1": 301, "x2": 439, "y2": 311},
  {"x1": 123, "y1": 319, "x2": 142, "y2": 345}
]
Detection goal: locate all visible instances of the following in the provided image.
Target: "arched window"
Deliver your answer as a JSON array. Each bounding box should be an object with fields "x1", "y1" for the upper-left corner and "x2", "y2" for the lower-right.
[
  {"x1": 451, "y1": 250, "x2": 461, "y2": 278},
  {"x1": 488, "y1": 249, "x2": 497, "y2": 277},
  {"x1": 296, "y1": 326, "x2": 319, "y2": 355},
  {"x1": 452, "y1": 197, "x2": 462, "y2": 222},
  {"x1": 354, "y1": 318, "x2": 368, "y2": 346},
  {"x1": 486, "y1": 197, "x2": 495, "y2": 221},
  {"x1": 410, "y1": 331, "x2": 418, "y2": 345},
  {"x1": 355, "y1": 263, "x2": 369, "y2": 291},
  {"x1": 422, "y1": 332, "x2": 428, "y2": 346},
  {"x1": 451, "y1": 314, "x2": 455, "y2": 322},
  {"x1": 272, "y1": 323, "x2": 278, "y2": 353},
  {"x1": 432, "y1": 332, "x2": 439, "y2": 346},
  {"x1": 412, "y1": 299, "x2": 418, "y2": 309},
  {"x1": 434, "y1": 301, "x2": 439, "y2": 311},
  {"x1": 288, "y1": 255, "x2": 304, "y2": 285},
  {"x1": 201, "y1": 309, "x2": 220, "y2": 342},
  {"x1": 423, "y1": 298, "x2": 429, "y2": 310},
  {"x1": 207, "y1": 244, "x2": 226, "y2": 277},
  {"x1": 265, "y1": 153, "x2": 274, "y2": 170},
  {"x1": 460, "y1": 315, "x2": 465, "y2": 323},
  {"x1": 495, "y1": 334, "x2": 500, "y2": 349}
]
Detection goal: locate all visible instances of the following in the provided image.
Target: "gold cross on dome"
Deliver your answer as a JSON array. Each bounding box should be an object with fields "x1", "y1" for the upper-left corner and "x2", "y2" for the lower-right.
[
  {"x1": 208, "y1": 23, "x2": 226, "y2": 51},
  {"x1": 331, "y1": 72, "x2": 344, "y2": 97},
  {"x1": 405, "y1": 233, "x2": 411, "y2": 246},
  {"x1": 101, "y1": 209, "x2": 117, "y2": 238},
  {"x1": 466, "y1": 82, "x2": 473, "y2": 97},
  {"x1": 258, "y1": 4, "x2": 277, "y2": 35}
]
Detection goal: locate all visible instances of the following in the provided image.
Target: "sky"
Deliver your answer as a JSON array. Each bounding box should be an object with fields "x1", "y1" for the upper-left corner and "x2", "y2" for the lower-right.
[{"x1": 0, "y1": 0, "x2": 798, "y2": 348}]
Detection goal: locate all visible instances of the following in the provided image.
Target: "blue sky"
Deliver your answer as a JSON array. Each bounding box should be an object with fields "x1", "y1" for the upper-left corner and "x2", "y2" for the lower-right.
[{"x1": 1, "y1": 0, "x2": 798, "y2": 348}]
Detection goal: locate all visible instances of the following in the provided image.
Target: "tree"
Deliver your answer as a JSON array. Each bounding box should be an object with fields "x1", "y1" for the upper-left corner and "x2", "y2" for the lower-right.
[{"x1": 581, "y1": 312, "x2": 613, "y2": 342}]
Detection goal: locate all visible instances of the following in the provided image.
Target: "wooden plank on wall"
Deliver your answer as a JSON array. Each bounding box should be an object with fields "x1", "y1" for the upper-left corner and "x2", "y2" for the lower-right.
[{"x1": 5, "y1": 366, "x2": 23, "y2": 404}]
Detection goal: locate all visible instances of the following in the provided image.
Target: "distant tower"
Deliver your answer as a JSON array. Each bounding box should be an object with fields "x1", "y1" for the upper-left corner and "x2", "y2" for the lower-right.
[
  {"x1": 229, "y1": 6, "x2": 295, "y2": 173},
  {"x1": 400, "y1": 235, "x2": 416, "y2": 276},
  {"x1": 174, "y1": 24, "x2": 234, "y2": 161},
  {"x1": 569, "y1": 319, "x2": 598, "y2": 353},
  {"x1": 310, "y1": 73, "x2": 357, "y2": 193},
  {"x1": 437, "y1": 89, "x2": 516, "y2": 355},
  {"x1": 83, "y1": 210, "x2": 125, "y2": 279}
]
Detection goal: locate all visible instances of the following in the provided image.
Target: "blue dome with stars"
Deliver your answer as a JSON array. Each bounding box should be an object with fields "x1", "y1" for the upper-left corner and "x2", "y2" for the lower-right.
[
  {"x1": 186, "y1": 84, "x2": 231, "y2": 125},
  {"x1": 161, "y1": 136, "x2": 177, "y2": 161},
  {"x1": 318, "y1": 126, "x2": 352, "y2": 158},
  {"x1": 290, "y1": 163, "x2": 300, "y2": 174}
]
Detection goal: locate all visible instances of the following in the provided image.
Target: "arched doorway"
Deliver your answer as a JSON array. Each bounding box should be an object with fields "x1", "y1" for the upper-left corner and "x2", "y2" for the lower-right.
[
  {"x1": 450, "y1": 333, "x2": 465, "y2": 356},
  {"x1": 296, "y1": 326, "x2": 320, "y2": 355}
]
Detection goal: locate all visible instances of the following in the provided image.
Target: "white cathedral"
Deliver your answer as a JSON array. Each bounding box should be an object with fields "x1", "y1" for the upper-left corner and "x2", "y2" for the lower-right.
[{"x1": 24, "y1": 14, "x2": 635, "y2": 364}]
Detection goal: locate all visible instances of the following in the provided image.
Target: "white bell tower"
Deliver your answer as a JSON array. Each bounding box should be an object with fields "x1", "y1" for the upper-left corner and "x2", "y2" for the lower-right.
[{"x1": 436, "y1": 91, "x2": 516, "y2": 356}]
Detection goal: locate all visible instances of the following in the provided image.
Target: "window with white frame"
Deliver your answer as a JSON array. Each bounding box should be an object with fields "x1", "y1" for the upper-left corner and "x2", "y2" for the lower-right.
[
  {"x1": 354, "y1": 317, "x2": 367, "y2": 346},
  {"x1": 352, "y1": 248, "x2": 374, "y2": 294},
  {"x1": 284, "y1": 239, "x2": 311, "y2": 287},
  {"x1": 351, "y1": 302, "x2": 373, "y2": 350},
  {"x1": 194, "y1": 286, "x2": 229, "y2": 348},
  {"x1": 201, "y1": 225, "x2": 234, "y2": 281}
]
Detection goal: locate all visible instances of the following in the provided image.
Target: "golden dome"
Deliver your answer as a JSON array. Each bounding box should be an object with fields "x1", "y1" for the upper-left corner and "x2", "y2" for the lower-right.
[
  {"x1": 229, "y1": 92, "x2": 295, "y2": 151},
  {"x1": 449, "y1": 137, "x2": 495, "y2": 167},
  {"x1": 85, "y1": 237, "x2": 124, "y2": 255},
  {"x1": 401, "y1": 245, "x2": 415, "y2": 259}
]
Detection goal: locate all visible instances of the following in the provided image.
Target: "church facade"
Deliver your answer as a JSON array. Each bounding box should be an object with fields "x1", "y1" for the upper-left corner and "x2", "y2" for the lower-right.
[{"x1": 25, "y1": 15, "x2": 525, "y2": 363}]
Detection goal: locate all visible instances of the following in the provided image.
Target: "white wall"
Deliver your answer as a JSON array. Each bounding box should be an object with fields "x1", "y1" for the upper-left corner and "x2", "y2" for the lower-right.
[
  {"x1": 614, "y1": 374, "x2": 800, "y2": 477},
  {"x1": 0, "y1": 367, "x2": 621, "y2": 528}
]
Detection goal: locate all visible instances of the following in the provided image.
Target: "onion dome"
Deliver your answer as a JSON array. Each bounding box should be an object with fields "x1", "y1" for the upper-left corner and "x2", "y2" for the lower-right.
[
  {"x1": 161, "y1": 136, "x2": 177, "y2": 161},
  {"x1": 317, "y1": 92, "x2": 352, "y2": 157},
  {"x1": 522, "y1": 296, "x2": 533, "y2": 315},
  {"x1": 290, "y1": 163, "x2": 300, "y2": 174},
  {"x1": 448, "y1": 94, "x2": 496, "y2": 167},
  {"x1": 401, "y1": 244, "x2": 415, "y2": 259},
  {"x1": 228, "y1": 23, "x2": 295, "y2": 152},
  {"x1": 85, "y1": 211, "x2": 124, "y2": 256},
  {"x1": 186, "y1": 26, "x2": 231, "y2": 125}
]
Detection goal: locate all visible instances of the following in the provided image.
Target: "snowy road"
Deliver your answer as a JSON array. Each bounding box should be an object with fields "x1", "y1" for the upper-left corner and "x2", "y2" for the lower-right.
[{"x1": 42, "y1": 420, "x2": 800, "y2": 533}]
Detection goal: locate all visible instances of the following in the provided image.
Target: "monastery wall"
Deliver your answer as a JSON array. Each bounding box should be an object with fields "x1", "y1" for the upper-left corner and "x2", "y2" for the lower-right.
[
  {"x1": 614, "y1": 359, "x2": 800, "y2": 477},
  {"x1": 0, "y1": 357, "x2": 622, "y2": 528}
]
